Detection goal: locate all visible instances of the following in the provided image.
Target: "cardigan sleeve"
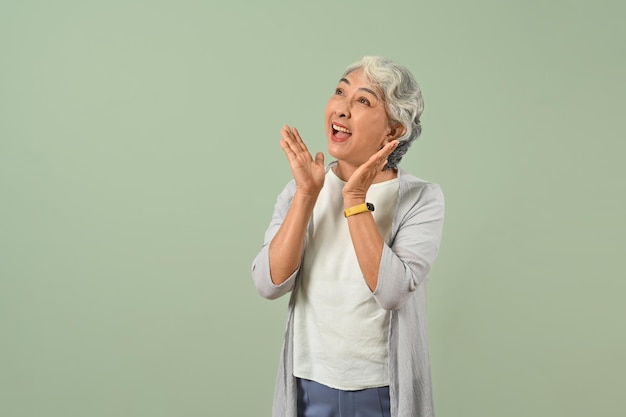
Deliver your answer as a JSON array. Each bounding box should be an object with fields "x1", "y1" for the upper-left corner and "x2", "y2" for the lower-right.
[
  {"x1": 251, "y1": 180, "x2": 303, "y2": 300},
  {"x1": 372, "y1": 182, "x2": 445, "y2": 310}
]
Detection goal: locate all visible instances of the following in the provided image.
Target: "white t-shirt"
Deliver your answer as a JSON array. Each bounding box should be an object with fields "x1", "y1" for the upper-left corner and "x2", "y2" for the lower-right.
[{"x1": 293, "y1": 169, "x2": 399, "y2": 390}]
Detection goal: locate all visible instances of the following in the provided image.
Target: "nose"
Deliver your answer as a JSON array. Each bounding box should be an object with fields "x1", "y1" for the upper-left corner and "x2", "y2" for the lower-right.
[{"x1": 335, "y1": 100, "x2": 351, "y2": 118}]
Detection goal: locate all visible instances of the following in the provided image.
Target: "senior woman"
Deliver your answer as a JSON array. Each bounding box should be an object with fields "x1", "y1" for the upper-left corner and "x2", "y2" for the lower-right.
[{"x1": 252, "y1": 56, "x2": 445, "y2": 417}]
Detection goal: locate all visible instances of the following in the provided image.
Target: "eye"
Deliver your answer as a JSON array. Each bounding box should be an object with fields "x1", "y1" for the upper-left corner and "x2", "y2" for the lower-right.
[
  {"x1": 335, "y1": 88, "x2": 344, "y2": 95},
  {"x1": 358, "y1": 97, "x2": 370, "y2": 105}
]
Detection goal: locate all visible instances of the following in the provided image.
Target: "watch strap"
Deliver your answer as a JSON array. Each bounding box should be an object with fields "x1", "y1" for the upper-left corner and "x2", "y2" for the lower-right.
[{"x1": 344, "y1": 202, "x2": 375, "y2": 218}]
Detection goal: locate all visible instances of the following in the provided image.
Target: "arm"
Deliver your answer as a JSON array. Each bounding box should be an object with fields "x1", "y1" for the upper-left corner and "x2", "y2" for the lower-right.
[
  {"x1": 373, "y1": 183, "x2": 445, "y2": 310},
  {"x1": 251, "y1": 125, "x2": 325, "y2": 299},
  {"x1": 341, "y1": 141, "x2": 398, "y2": 292},
  {"x1": 342, "y1": 143, "x2": 444, "y2": 310},
  {"x1": 343, "y1": 195, "x2": 386, "y2": 292},
  {"x1": 269, "y1": 125, "x2": 324, "y2": 284},
  {"x1": 251, "y1": 180, "x2": 302, "y2": 299},
  {"x1": 268, "y1": 190, "x2": 317, "y2": 285}
]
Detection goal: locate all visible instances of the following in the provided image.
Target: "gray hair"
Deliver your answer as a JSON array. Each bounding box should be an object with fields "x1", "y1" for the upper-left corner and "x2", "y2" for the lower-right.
[{"x1": 343, "y1": 56, "x2": 424, "y2": 169}]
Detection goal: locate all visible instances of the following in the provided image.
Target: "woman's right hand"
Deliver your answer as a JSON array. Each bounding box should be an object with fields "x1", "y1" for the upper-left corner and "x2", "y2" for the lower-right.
[{"x1": 280, "y1": 125, "x2": 325, "y2": 197}]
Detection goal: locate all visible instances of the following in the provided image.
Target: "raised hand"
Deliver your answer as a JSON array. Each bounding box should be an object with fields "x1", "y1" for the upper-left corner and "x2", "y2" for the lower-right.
[
  {"x1": 342, "y1": 140, "x2": 399, "y2": 202},
  {"x1": 279, "y1": 125, "x2": 325, "y2": 197}
]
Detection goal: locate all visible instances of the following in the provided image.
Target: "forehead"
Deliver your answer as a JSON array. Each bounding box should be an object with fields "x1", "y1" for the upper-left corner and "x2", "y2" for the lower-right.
[
  {"x1": 340, "y1": 69, "x2": 382, "y2": 98},
  {"x1": 341, "y1": 68, "x2": 369, "y2": 85}
]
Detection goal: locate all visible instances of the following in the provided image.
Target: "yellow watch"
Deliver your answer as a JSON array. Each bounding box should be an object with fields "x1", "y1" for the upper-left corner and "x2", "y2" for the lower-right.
[{"x1": 344, "y1": 202, "x2": 375, "y2": 218}]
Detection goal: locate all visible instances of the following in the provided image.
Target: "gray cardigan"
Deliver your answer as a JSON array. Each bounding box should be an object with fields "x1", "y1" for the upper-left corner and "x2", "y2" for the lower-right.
[{"x1": 252, "y1": 163, "x2": 445, "y2": 417}]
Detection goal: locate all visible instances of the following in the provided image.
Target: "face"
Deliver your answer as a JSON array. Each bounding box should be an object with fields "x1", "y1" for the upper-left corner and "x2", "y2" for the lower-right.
[{"x1": 325, "y1": 69, "x2": 399, "y2": 168}]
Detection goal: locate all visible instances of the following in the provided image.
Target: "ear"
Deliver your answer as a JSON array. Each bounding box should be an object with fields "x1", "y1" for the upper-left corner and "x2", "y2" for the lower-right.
[{"x1": 386, "y1": 123, "x2": 406, "y2": 141}]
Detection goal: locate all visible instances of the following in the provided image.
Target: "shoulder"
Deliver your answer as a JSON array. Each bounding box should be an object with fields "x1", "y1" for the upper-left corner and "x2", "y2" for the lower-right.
[
  {"x1": 394, "y1": 168, "x2": 445, "y2": 229},
  {"x1": 397, "y1": 168, "x2": 444, "y2": 206}
]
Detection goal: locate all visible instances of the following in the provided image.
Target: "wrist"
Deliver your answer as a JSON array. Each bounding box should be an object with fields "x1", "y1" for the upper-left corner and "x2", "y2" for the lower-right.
[
  {"x1": 343, "y1": 195, "x2": 366, "y2": 208},
  {"x1": 344, "y1": 202, "x2": 374, "y2": 218},
  {"x1": 294, "y1": 189, "x2": 320, "y2": 205}
]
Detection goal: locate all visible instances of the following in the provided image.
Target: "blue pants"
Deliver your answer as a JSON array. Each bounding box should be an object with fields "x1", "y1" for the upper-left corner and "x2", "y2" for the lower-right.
[{"x1": 296, "y1": 378, "x2": 391, "y2": 417}]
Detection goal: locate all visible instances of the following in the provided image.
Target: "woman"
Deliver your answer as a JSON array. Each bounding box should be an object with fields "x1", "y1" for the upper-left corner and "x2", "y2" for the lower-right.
[{"x1": 252, "y1": 56, "x2": 445, "y2": 417}]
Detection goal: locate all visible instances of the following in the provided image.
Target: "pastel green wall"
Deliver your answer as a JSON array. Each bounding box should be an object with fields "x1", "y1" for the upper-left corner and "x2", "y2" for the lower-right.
[{"x1": 1, "y1": 1, "x2": 624, "y2": 416}]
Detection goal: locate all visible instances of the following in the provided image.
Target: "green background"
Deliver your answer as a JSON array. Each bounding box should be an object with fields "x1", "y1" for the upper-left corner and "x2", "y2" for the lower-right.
[{"x1": 1, "y1": 1, "x2": 624, "y2": 416}]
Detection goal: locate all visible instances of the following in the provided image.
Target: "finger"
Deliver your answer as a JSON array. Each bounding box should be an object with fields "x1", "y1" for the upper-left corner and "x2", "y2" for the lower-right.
[
  {"x1": 281, "y1": 126, "x2": 306, "y2": 158},
  {"x1": 314, "y1": 152, "x2": 324, "y2": 167},
  {"x1": 372, "y1": 141, "x2": 399, "y2": 168},
  {"x1": 281, "y1": 125, "x2": 296, "y2": 142},
  {"x1": 279, "y1": 139, "x2": 298, "y2": 161},
  {"x1": 291, "y1": 126, "x2": 310, "y2": 154},
  {"x1": 287, "y1": 126, "x2": 315, "y2": 161},
  {"x1": 282, "y1": 125, "x2": 305, "y2": 151},
  {"x1": 381, "y1": 140, "x2": 399, "y2": 158},
  {"x1": 366, "y1": 143, "x2": 395, "y2": 169},
  {"x1": 280, "y1": 129, "x2": 297, "y2": 153}
]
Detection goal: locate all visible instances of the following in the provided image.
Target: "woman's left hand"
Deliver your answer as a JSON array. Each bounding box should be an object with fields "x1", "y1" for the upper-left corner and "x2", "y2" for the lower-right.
[{"x1": 342, "y1": 140, "x2": 399, "y2": 202}]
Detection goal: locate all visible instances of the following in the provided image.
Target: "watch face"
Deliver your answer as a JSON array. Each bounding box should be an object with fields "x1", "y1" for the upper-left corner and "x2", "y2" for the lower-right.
[{"x1": 366, "y1": 202, "x2": 375, "y2": 211}]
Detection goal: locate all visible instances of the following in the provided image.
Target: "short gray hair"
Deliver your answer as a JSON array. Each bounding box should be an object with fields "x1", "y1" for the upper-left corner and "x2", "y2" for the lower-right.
[{"x1": 343, "y1": 56, "x2": 424, "y2": 169}]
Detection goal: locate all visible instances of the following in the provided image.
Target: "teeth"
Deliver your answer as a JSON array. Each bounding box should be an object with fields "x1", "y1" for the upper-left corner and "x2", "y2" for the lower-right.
[{"x1": 332, "y1": 124, "x2": 351, "y2": 133}]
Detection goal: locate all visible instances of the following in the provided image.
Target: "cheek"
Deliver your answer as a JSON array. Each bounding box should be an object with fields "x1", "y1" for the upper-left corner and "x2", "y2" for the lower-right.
[
  {"x1": 325, "y1": 96, "x2": 338, "y2": 112},
  {"x1": 358, "y1": 114, "x2": 389, "y2": 137},
  {"x1": 375, "y1": 117, "x2": 393, "y2": 137},
  {"x1": 324, "y1": 101, "x2": 334, "y2": 125}
]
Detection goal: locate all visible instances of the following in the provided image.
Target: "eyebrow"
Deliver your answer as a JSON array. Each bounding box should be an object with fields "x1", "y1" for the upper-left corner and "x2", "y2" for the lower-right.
[{"x1": 339, "y1": 77, "x2": 379, "y2": 99}]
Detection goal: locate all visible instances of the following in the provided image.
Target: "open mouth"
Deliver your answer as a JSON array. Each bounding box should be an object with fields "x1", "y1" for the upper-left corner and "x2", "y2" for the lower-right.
[{"x1": 332, "y1": 123, "x2": 352, "y2": 141}]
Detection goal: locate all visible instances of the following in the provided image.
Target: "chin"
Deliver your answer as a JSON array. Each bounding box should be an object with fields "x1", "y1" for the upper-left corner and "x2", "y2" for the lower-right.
[{"x1": 326, "y1": 140, "x2": 347, "y2": 161}]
